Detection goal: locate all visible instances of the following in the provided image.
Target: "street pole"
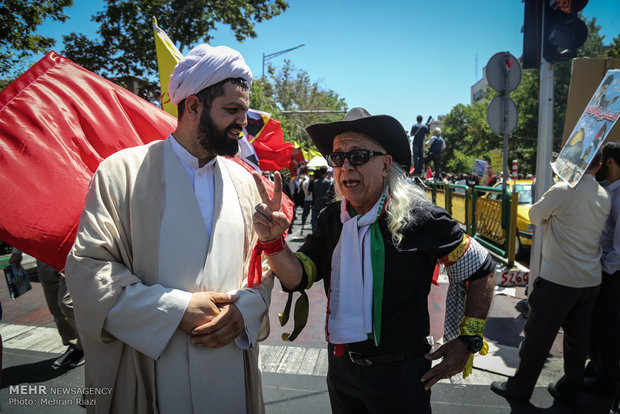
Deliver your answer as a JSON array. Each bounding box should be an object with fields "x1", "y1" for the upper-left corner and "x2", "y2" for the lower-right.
[
  {"x1": 529, "y1": 57, "x2": 555, "y2": 285},
  {"x1": 262, "y1": 44, "x2": 305, "y2": 79}
]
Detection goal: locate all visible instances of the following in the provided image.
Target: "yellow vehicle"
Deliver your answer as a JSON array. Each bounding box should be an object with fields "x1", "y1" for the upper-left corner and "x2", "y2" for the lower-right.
[{"x1": 486, "y1": 180, "x2": 533, "y2": 257}]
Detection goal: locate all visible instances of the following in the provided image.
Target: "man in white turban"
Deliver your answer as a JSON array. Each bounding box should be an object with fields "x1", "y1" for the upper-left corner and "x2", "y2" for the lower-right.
[{"x1": 66, "y1": 44, "x2": 273, "y2": 414}]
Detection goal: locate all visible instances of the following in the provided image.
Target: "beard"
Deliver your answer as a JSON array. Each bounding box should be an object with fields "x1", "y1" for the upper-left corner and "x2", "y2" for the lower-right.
[
  {"x1": 595, "y1": 163, "x2": 609, "y2": 182},
  {"x1": 198, "y1": 108, "x2": 240, "y2": 157}
]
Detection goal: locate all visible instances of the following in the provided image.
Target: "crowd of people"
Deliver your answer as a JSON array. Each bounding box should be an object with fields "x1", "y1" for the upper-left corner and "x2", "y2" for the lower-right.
[{"x1": 1, "y1": 43, "x2": 618, "y2": 414}]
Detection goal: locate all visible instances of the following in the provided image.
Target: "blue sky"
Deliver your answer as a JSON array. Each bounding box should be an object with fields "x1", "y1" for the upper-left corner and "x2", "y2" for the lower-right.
[{"x1": 36, "y1": 0, "x2": 620, "y2": 131}]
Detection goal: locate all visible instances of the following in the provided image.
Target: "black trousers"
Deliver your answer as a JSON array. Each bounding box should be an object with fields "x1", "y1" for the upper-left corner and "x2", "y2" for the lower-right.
[
  {"x1": 589, "y1": 271, "x2": 620, "y2": 383},
  {"x1": 424, "y1": 153, "x2": 442, "y2": 178},
  {"x1": 327, "y1": 344, "x2": 431, "y2": 414},
  {"x1": 301, "y1": 200, "x2": 312, "y2": 226},
  {"x1": 506, "y1": 277, "x2": 599, "y2": 398}
]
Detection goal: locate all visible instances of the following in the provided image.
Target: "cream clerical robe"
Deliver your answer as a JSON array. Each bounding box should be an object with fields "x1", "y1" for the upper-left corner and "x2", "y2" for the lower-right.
[{"x1": 66, "y1": 139, "x2": 273, "y2": 414}]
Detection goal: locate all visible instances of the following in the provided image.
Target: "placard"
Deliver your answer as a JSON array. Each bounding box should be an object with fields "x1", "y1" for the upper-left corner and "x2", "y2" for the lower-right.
[
  {"x1": 4, "y1": 264, "x2": 32, "y2": 299},
  {"x1": 553, "y1": 70, "x2": 620, "y2": 187}
]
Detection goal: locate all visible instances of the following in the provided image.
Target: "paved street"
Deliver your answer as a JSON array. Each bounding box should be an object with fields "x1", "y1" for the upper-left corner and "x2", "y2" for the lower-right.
[{"x1": 0, "y1": 219, "x2": 616, "y2": 413}]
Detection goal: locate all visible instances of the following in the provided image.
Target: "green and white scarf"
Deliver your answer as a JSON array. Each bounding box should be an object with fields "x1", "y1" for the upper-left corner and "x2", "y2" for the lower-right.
[{"x1": 328, "y1": 191, "x2": 387, "y2": 346}]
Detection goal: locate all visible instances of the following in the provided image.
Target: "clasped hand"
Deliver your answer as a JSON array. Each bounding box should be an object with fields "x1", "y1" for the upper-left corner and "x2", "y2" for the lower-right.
[
  {"x1": 251, "y1": 171, "x2": 290, "y2": 242},
  {"x1": 179, "y1": 291, "x2": 244, "y2": 348},
  {"x1": 420, "y1": 338, "x2": 471, "y2": 390}
]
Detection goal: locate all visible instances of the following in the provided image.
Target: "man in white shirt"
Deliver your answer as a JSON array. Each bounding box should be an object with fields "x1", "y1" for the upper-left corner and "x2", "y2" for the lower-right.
[
  {"x1": 66, "y1": 44, "x2": 273, "y2": 414},
  {"x1": 491, "y1": 152, "x2": 610, "y2": 405}
]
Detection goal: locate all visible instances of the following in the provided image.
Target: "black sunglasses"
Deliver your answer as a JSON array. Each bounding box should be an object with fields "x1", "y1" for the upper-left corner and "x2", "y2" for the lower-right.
[{"x1": 327, "y1": 149, "x2": 387, "y2": 167}]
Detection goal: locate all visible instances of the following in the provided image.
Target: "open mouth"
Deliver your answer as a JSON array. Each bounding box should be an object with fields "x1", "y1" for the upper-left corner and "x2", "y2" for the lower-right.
[
  {"x1": 227, "y1": 129, "x2": 242, "y2": 140},
  {"x1": 342, "y1": 180, "x2": 360, "y2": 188}
]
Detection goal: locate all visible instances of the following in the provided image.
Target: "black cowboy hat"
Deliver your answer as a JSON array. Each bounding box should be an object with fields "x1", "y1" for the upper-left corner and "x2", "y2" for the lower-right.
[{"x1": 305, "y1": 107, "x2": 412, "y2": 170}]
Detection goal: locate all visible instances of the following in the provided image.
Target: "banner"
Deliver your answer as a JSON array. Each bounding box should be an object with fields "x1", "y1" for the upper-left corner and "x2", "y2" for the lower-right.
[{"x1": 489, "y1": 149, "x2": 503, "y2": 174}]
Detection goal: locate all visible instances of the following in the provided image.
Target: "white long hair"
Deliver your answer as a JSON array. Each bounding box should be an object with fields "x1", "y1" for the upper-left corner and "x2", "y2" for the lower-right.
[{"x1": 383, "y1": 164, "x2": 430, "y2": 246}]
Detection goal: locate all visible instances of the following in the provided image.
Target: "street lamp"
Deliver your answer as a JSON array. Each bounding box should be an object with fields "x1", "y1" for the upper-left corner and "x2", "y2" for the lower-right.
[{"x1": 262, "y1": 44, "x2": 305, "y2": 78}]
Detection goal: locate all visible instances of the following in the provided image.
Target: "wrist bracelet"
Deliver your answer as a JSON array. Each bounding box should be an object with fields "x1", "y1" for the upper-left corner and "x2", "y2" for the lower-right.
[
  {"x1": 458, "y1": 316, "x2": 486, "y2": 337},
  {"x1": 248, "y1": 236, "x2": 287, "y2": 288},
  {"x1": 257, "y1": 236, "x2": 287, "y2": 256}
]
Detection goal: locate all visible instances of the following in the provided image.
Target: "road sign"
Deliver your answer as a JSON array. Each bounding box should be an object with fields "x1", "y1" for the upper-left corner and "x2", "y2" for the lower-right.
[
  {"x1": 486, "y1": 52, "x2": 522, "y2": 93},
  {"x1": 487, "y1": 96, "x2": 518, "y2": 135}
]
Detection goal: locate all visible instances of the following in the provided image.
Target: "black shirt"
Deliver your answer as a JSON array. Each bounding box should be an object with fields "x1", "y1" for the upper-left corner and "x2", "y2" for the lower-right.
[{"x1": 293, "y1": 201, "x2": 494, "y2": 356}]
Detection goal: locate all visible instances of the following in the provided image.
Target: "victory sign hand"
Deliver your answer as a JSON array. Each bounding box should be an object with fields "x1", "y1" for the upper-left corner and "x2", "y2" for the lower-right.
[{"x1": 252, "y1": 171, "x2": 290, "y2": 242}]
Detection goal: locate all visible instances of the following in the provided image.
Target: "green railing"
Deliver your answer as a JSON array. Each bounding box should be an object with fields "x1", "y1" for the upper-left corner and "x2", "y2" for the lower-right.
[
  {"x1": 0, "y1": 255, "x2": 10, "y2": 270},
  {"x1": 425, "y1": 181, "x2": 518, "y2": 266}
]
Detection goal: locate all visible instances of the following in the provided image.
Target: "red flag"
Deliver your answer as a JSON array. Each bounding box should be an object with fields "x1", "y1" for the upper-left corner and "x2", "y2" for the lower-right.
[
  {"x1": 426, "y1": 167, "x2": 434, "y2": 179},
  {"x1": 0, "y1": 51, "x2": 292, "y2": 271},
  {"x1": 288, "y1": 147, "x2": 306, "y2": 176},
  {"x1": 246, "y1": 110, "x2": 294, "y2": 171},
  {"x1": 0, "y1": 52, "x2": 175, "y2": 270},
  {"x1": 431, "y1": 263, "x2": 440, "y2": 286}
]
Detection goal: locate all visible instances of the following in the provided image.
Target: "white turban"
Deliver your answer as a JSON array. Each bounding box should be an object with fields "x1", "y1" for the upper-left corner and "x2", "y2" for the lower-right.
[{"x1": 168, "y1": 44, "x2": 253, "y2": 105}]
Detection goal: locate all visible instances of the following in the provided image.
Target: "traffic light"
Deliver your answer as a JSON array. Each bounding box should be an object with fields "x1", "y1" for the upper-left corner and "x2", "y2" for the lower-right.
[
  {"x1": 522, "y1": 0, "x2": 543, "y2": 69},
  {"x1": 542, "y1": 0, "x2": 588, "y2": 63}
]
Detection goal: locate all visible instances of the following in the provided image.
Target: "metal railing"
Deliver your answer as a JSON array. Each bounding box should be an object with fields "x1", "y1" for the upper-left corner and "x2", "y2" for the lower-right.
[{"x1": 425, "y1": 181, "x2": 518, "y2": 266}]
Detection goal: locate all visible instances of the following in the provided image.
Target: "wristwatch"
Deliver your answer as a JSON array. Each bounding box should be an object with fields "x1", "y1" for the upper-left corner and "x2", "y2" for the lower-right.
[{"x1": 458, "y1": 335, "x2": 484, "y2": 353}]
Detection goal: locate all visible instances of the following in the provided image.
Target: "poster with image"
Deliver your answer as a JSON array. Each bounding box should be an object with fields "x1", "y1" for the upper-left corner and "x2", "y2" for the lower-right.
[
  {"x1": 553, "y1": 70, "x2": 620, "y2": 187},
  {"x1": 3, "y1": 264, "x2": 32, "y2": 299},
  {"x1": 472, "y1": 159, "x2": 488, "y2": 177}
]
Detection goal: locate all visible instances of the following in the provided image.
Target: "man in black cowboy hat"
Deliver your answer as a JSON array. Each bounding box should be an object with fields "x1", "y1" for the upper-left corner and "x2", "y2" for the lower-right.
[{"x1": 251, "y1": 107, "x2": 496, "y2": 413}]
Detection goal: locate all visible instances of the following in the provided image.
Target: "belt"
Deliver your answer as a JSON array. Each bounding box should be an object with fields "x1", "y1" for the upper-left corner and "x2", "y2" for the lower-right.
[{"x1": 345, "y1": 342, "x2": 432, "y2": 367}]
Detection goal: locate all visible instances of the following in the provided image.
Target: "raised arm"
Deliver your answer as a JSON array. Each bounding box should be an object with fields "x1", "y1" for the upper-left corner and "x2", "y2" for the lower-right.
[{"x1": 252, "y1": 171, "x2": 303, "y2": 290}]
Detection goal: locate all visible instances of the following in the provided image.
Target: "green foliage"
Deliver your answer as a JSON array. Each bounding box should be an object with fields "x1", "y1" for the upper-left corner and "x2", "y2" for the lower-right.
[
  {"x1": 251, "y1": 60, "x2": 347, "y2": 149},
  {"x1": 445, "y1": 150, "x2": 477, "y2": 175},
  {"x1": 442, "y1": 98, "x2": 503, "y2": 175},
  {"x1": 0, "y1": 0, "x2": 73, "y2": 77},
  {"x1": 61, "y1": 0, "x2": 288, "y2": 78},
  {"x1": 605, "y1": 35, "x2": 620, "y2": 59}
]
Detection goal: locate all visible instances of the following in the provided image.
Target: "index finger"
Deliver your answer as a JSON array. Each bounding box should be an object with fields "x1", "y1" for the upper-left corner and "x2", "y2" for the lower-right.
[
  {"x1": 271, "y1": 171, "x2": 282, "y2": 210},
  {"x1": 252, "y1": 171, "x2": 271, "y2": 204},
  {"x1": 420, "y1": 363, "x2": 448, "y2": 390}
]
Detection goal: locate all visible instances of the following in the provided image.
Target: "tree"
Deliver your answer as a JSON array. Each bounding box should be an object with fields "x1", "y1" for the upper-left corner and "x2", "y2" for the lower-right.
[
  {"x1": 62, "y1": 0, "x2": 288, "y2": 79},
  {"x1": 442, "y1": 98, "x2": 502, "y2": 175},
  {"x1": 251, "y1": 60, "x2": 347, "y2": 148},
  {"x1": 0, "y1": 0, "x2": 73, "y2": 77},
  {"x1": 605, "y1": 35, "x2": 620, "y2": 59}
]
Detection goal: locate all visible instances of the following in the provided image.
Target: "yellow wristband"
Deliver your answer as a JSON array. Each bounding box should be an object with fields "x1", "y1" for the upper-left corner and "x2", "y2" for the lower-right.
[{"x1": 459, "y1": 316, "x2": 486, "y2": 337}]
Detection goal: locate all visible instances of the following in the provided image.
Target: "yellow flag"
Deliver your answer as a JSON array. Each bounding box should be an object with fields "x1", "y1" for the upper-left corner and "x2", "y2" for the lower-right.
[
  {"x1": 305, "y1": 147, "x2": 322, "y2": 160},
  {"x1": 152, "y1": 17, "x2": 182, "y2": 117}
]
